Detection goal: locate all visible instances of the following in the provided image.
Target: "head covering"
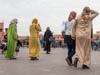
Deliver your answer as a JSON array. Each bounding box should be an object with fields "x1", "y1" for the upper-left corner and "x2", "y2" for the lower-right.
[
  {"x1": 32, "y1": 18, "x2": 38, "y2": 24},
  {"x1": 82, "y1": 7, "x2": 90, "y2": 16},
  {"x1": 5, "y1": 28, "x2": 8, "y2": 31},
  {"x1": 82, "y1": 7, "x2": 90, "y2": 20},
  {"x1": 10, "y1": 18, "x2": 18, "y2": 24},
  {"x1": 68, "y1": 11, "x2": 76, "y2": 21},
  {"x1": 83, "y1": 6, "x2": 90, "y2": 12},
  {"x1": 46, "y1": 27, "x2": 50, "y2": 31}
]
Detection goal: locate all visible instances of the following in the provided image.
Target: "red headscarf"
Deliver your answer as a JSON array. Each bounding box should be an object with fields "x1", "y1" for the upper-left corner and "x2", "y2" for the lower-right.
[{"x1": 68, "y1": 11, "x2": 76, "y2": 21}]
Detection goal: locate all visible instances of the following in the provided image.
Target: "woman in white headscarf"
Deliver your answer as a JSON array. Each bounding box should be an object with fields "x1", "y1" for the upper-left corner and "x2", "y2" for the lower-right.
[{"x1": 4, "y1": 18, "x2": 18, "y2": 59}]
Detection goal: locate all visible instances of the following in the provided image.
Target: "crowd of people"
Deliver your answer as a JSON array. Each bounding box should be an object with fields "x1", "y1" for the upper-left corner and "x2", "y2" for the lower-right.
[{"x1": 0, "y1": 6, "x2": 99, "y2": 70}]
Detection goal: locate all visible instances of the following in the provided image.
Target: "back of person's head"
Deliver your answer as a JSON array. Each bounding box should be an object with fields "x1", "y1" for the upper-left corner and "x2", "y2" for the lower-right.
[
  {"x1": 47, "y1": 27, "x2": 50, "y2": 31},
  {"x1": 10, "y1": 18, "x2": 18, "y2": 25},
  {"x1": 32, "y1": 18, "x2": 38, "y2": 24}
]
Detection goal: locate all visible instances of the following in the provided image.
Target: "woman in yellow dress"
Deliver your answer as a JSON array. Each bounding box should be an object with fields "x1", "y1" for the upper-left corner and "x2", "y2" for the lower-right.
[{"x1": 29, "y1": 18, "x2": 42, "y2": 60}]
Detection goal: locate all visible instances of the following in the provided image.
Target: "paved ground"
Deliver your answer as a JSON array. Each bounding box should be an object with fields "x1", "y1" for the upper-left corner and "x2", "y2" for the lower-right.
[{"x1": 0, "y1": 48, "x2": 100, "y2": 75}]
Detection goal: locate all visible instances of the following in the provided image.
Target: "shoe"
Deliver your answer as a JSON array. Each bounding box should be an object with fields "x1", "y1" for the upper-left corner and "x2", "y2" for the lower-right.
[
  {"x1": 74, "y1": 58, "x2": 78, "y2": 68},
  {"x1": 47, "y1": 52, "x2": 50, "y2": 54},
  {"x1": 1, "y1": 51, "x2": 4, "y2": 54},
  {"x1": 30, "y1": 57, "x2": 36, "y2": 60},
  {"x1": 65, "y1": 57, "x2": 72, "y2": 66},
  {"x1": 82, "y1": 65, "x2": 90, "y2": 69},
  {"x1": 30, "y1": 57, "x2": 39, "y2": 60},
  {"x1": 44, "y1": 48, "x2": 46, "y2": 51},
  {"x1": 35, "y1": 57, "x2": 39, "y2": 60},
  {"x1": 46, "y1": 51, "x2": 50, "y2": 54}
]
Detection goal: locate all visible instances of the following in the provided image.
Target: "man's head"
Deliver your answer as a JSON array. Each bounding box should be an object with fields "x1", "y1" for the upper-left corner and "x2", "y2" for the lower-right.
[
  {"x1": 68, "y1": 11, "x2": 77, "y2": 21},
  {"x1": 82, "y1": 6, "x2": 91, "y2": 15},
  {"x1": 5, "y1": 28, "x2": 8, "y2": 32}
]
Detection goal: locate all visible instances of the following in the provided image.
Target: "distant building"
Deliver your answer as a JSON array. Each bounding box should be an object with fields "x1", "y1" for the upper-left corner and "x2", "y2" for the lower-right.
[
  {"x1": 0, "y1": 22, "x2": 4, "y2": 46},
  {"x1": 0, "y1": 22, "x2": 4, "y2": 40}
]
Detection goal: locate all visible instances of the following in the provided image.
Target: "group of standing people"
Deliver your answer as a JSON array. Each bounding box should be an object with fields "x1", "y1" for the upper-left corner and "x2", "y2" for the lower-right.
[{"x1": 64, "y1": 6, "x2": 99, "y2": 69}]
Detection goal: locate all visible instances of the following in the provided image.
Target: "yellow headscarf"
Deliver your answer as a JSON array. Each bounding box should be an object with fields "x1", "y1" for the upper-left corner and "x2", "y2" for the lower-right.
[{"x1": 32, "y1": 18, "x2": 38, "y2": 24}]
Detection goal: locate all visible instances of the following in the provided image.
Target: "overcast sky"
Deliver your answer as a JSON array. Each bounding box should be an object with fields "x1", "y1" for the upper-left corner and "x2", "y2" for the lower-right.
[{"x1": 0, "y1": 0, "x2": 100, "y2": 36}]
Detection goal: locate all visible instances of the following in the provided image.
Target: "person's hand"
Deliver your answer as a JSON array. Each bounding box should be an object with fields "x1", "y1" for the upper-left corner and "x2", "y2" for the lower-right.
[
  {"x1": 38, "y1": 24, "x2": 40, "y2": 26},
  {"x1": 72, "y1": 37, "x2": 75, "y2": 40},
  {"x1": 44, "y1": 41, "x2": 46, "y2": 43},
  {"x1": 90, "y1": 10, "x2": 96, "y2": 14},
  {"x1": 86, "y1": 8, "x2": 91, "y2": 13}
]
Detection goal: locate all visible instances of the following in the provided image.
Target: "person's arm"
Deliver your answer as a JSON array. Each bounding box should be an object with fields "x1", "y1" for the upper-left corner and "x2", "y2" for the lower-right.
[
  {"x1": 29, "y1": 25, "x2": 32, "y2": 34},
  {"x1": 50, "y1": 31, "x2": 53, "y2": 37},
  {"x1": 90, "y1": 10, "x2": 99, "y2": 20},
  {"x1": 91, "y1": 26, "x2": 93, "y2": 38},
  {"x1": 12, "y1": 25, "x2": 17, "y2": 40},
  {"x1": 35, "y1": 24, "x2": 42, "y2": 32},
  {"x1": 64, "y1": 22, "x2": 67, "y2": 33},
  {"x1": 43, "y1": 32, "x2": 46, "y2": 41},
  {"x1": 71, "y1": 20, "x2": 77, "y2": 39}
]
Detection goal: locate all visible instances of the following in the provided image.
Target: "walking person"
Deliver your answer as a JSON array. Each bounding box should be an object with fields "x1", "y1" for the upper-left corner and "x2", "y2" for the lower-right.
[
  {"x1": 64, "y1": 11, "x2": 77, "y2": 66},
  {"x1": 95, "y1": 37, "x2": 99, "y2": 50},
  {"x1": 29, "y1": 18, "x2": 42, "y2": 60},
  {"x1": 72, "y1": 7, "x2": 99, "y2": 69},
  {"x1": 4, "y1": 28, "x2": 8, "y2": 42},
  {"x1": 4, "y1": 19, "x2": 18, "y2": 59},
  {"x1": 16, "y1": 39, "x2": 23, "y2": 56},
  {"x1": 44, "y1": 27, "x2": 53, "y2": 54},
  {"x1": 1, "y1": 28, "x2": 8, "y2": 54}
]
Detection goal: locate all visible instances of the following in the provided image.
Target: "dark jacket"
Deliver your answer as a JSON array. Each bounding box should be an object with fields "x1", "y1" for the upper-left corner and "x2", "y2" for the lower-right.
[
  {"x1": 44, "y1": 30, "x2": 53, "y2": 42},
  {"x1": 64, "y1": 35, "x2": 74, "y2": 45},
  {"x1": 17, "y1": 40, "x2": 22, "y2": 47}
]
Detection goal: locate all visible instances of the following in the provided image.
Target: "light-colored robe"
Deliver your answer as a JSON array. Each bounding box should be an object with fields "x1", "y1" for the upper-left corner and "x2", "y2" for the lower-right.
[{"x1": 72, "y1": 11, "x2": 98, "y2": 65}]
